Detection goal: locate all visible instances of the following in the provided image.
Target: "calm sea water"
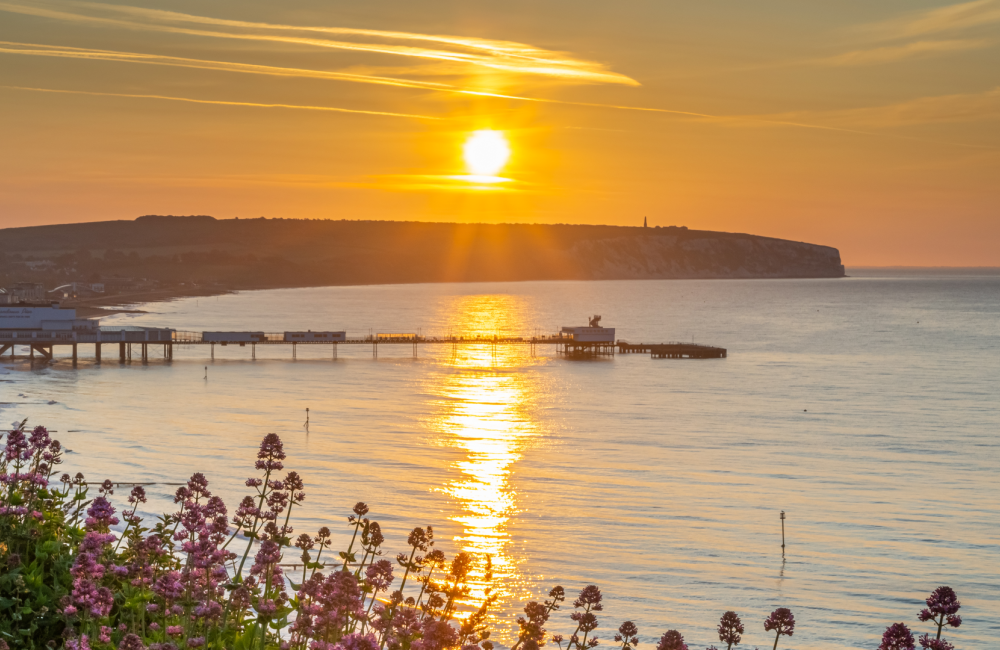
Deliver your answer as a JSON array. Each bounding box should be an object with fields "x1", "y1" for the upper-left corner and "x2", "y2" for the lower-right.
[{"x1": 2, "y1": 271, "x2": 998, "y2": 649}]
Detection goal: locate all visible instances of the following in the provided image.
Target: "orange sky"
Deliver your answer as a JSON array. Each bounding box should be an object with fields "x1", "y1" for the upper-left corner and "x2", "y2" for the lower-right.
[{"x1": 1, "y1": 1, "x2": 998, "y2": 265}]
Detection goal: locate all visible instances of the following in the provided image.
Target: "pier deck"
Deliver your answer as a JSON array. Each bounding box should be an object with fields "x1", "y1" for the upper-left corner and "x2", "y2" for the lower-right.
[
  {"x1": 1, "y1": 329, "x2": 727, "y2": 363},
  {"x1": 618, "y1": 341, "x2": 727, "y2": 359}
]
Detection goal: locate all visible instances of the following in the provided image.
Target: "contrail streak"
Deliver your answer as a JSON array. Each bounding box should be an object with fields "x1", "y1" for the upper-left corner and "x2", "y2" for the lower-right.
[
  {"x1": 0, "y1": 41, "x2": 456, "y2": 91},
  {"x1": 0, "y1": 85, "x2": 442, "y2": 120}
]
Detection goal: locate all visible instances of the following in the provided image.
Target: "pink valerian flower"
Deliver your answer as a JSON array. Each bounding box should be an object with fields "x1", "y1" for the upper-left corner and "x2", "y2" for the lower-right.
[
  {"x1": 68, "y1": 530, "x2": 116, "y2": 618},
  {"x1": 655, "y1": 631, "x2": 687, "y2": 650},
  {"x1": 918, "y1": 637, "x2": 954, "y2": 650},
  {"x1": 338, "y1": 633, "x2": 379, "y2": 650},
  {"x1": 28, "y1": 425, "x2": 51, "y2": 450},
  {"x1": 99, "y1": 626, "x2": 112, "y2": 643},
  {"x1": 250, "y1": 539, "x2": 289, "y2": 620},
  {"x1": 365, "y1": 558, "x2": 394, "y2": 592},
  {"x1": 233, "y1": 495, "x2": 260, "y2": 528},
  {"x1": 85, "y1": 496, "x2": 119, "y2": 531},
  {"x1": 763, "y1": 608, "x2": 795, "y2": 649},
  {"x1": 567, "y1": 585, "x2": 602, "y2": 648},
  {"x1": 170, "y1": 475, "x2": 234, "y2": 619},
  {"x1": 880, "y1": 623, "x2": 916, "y2": 650},
  {"x1": 373, "y1": 605, "x2": 422, "y2": 650},
  {"x1": 516, "y1": 595, "x2": 559, "y2": 650},
  {"x1": 256, "y1": 433, "x2": 286, "y2": 472},
  {"x1": 251, "y1": 539, "x2": 283, "y2": 579},
  {"x1": 129, "y1": 485, "x2": 147, "y2": 504},
  {"x1": 66, "y1": 635, "x2": 92, "y2": 650},
  {"x1": 717, "y1": 611, "x2": 744, "y2": 649},
  {"x1": 126, "y1": 534, "x2": 167, "y2": 588},
  {"x1": 574, "y1": 585, "x2": 604, "y2": 611},
  {"x1": 69, "y1": 579, "x2": 114, "y2": 618},
  {"x1": 916, "y1": 587, "x2": 962, "y2": 650},
  {"x1": 615, "y1": 621, "x2": 639, "y2": 650},
  {"x1": 154, "y1": 571, "x2": 184, "y2": 606},
  {"x1": 412, "y1": 618, "x2": 459, "y2": 650},
  {"x1": 291, "y1": 570, "x2": 364, "y2": 642},
  {"x1": 119, "y1": 634, "x2": 146, "y2": 650},
  {"x1": 918, "y1": 587, "x2": 962, "y2": 636},
  {"x1": 4, "y1": 426, "x2": 30, "y2": 462}
]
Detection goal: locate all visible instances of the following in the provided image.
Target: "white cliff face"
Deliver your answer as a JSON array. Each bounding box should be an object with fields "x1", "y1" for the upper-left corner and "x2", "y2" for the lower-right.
[{"x1": 568, "y1": 233, "x2": 845, "y2": 279}]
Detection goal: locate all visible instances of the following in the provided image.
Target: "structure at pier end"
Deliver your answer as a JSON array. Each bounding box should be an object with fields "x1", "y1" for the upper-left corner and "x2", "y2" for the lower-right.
[{"x1": 0, "y1": 303, "x2": 174, "y2": 362}]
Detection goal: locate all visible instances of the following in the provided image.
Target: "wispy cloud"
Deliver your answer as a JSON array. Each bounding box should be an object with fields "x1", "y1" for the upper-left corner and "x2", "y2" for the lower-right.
[
  {"x1": 862, "y1": 0, "x2": 1000, "y2": 39},
  {"x1": 0, "y1": 40, "x2": 785, "y2": 122},
  {"x1": 818, "y1": 38, "x2": 989, "y2": 66},
  {"x1": 800, "y1": 87, "x2": 1000, "y2": 127},
  {"x1": 0, "y1": 0, "x2": 638, "y2": 86},
  {"x1": 0, "y1": 85, "x2": 441, "y2": 120},
  {"x1": 0, "y1": 41, "x2": 457, "y2": 91},
  {"x1": 814, "y1": 1, "x2": 999, "y2": 67}
]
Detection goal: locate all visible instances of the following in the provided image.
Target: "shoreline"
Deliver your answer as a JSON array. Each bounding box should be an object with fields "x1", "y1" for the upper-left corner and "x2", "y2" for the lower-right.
[
  {"x1": 64, "y1": 285, "x2": 233, "y2": 319},
  {"x1": 62, "y1": 266, "x2": 993, "y2": 320}
]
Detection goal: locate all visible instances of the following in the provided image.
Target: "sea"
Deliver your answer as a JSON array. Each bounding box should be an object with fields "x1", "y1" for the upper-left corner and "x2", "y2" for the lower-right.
[{"x1": 2, "y1": 269, "x2": 998, "y2": 649}]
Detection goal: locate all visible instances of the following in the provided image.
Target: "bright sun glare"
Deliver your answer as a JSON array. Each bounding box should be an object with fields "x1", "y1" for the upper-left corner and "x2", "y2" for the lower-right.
[{"x1": 463, "y1": 130, "x2": 511, "y2": 177}]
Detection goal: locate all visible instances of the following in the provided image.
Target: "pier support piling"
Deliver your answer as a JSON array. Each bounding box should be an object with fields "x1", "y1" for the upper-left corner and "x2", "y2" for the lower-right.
[
  {"x1": 119, "y1": 342, "x2": 126, "y2": 363},
  {"x1": 95, "y1": 342, "x2": 101, "y2": 363},
  {"x1": 72, "y1": 344, "x2": 78, "y2": 364}
]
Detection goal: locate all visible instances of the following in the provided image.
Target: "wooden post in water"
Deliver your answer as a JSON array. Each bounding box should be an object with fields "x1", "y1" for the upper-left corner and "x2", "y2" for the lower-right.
[{"x1": 780, "y1": 510, "x2": 786, "y2": 554}]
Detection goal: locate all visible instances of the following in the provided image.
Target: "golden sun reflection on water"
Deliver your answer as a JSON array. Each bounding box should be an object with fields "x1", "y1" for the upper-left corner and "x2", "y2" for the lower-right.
[{"x1": 424, "y1": 295, "x2": 541, "y2": 632}]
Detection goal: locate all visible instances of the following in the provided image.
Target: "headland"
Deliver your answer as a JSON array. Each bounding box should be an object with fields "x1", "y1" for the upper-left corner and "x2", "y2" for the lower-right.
[{"x1": 0, "y1": 216, "x2": 845, "y2": 316}]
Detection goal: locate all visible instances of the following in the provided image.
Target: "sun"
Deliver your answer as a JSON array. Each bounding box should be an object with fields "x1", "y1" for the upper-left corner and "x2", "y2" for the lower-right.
[{"x1": 463, "y1": 130, "x2": 511, "y2": 176}]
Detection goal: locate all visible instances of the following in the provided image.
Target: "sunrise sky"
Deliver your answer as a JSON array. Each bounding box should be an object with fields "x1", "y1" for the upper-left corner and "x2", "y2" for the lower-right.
[{"x1": 1, "y1": 0, "x2": 998, "y2": 265}]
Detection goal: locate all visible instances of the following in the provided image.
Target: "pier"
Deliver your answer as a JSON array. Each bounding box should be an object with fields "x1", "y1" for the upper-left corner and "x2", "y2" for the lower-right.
[
  {"x1": 0, "y1": 330, "x2": 727, "y2": 363},
  {"x1": 1, "y1": 306, "x2": 726, "y2": 364}
]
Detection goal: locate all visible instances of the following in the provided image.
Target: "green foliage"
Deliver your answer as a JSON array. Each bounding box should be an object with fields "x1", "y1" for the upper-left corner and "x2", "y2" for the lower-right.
[{"x1": 0, "y1": 421, "x2": 79, "y2": 649}]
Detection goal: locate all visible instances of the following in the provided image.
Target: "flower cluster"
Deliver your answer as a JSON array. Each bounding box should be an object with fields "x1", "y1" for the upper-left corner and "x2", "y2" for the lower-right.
[
  {"x1": 0, "y1": 422, "x2": 972, "y2": 650},
  {"x1": 873, "y1": 586, "x2": 965, "y2": 650}
]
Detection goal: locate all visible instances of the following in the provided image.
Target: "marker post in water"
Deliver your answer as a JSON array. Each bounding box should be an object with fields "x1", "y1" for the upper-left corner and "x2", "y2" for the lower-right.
[{"x1": 780, "y1": 510, "x2": 786, "y2": 554}]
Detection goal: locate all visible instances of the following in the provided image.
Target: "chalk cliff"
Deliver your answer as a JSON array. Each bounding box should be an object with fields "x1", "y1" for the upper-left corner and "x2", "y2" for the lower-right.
[
  {"x1": 0, "y1": 218, "x2": 845, "y2": 291},
  {"x1": 569, "y1": 232, "x2": 844, "y2": 279}
]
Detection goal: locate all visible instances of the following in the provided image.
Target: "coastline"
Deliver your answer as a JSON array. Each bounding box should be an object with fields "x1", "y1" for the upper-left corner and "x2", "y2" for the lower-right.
[
  {"x1": 64, "y1": 285, "x2": 233, "y2": 319},
  {"x1": 63, "y1": 266, "x2": 998, "y2": 320}
]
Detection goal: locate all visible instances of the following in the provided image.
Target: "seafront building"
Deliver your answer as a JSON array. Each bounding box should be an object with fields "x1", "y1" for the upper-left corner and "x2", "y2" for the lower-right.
[{"x1": 0, "y1": 302, "x2": 173, "y2": 361}]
